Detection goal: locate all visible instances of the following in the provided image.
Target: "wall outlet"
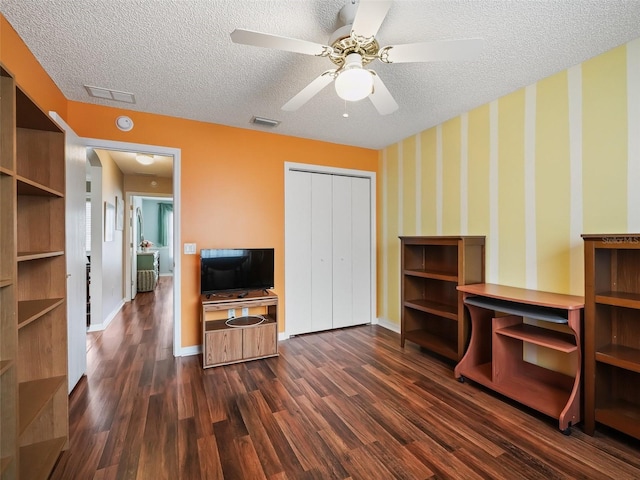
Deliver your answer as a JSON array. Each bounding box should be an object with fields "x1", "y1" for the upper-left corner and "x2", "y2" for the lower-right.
[
  {"x1": 228, "y1": 308, "x2": 235, "y2": 319},
  {"x1": 241, "y1": 307, "x2": 249, "y2": 317},
  {"x1": 184, "y1": 243, "x2": 196, "y2": 254}
]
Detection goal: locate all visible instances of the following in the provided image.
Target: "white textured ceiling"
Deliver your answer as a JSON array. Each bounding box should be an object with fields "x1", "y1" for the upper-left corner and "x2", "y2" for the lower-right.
[{"x1": 2, "y1": 0, "x2": 640, "y2": 150}]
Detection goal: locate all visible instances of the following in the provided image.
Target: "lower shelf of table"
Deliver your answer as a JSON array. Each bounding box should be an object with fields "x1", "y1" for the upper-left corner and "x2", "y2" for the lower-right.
[{"x1": 456, "y1": 361, "x2": 577, "y2": 427}]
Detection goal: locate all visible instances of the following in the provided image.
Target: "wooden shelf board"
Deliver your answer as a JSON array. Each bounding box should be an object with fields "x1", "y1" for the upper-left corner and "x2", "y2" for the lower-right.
[
  {"x1": 459, "y1": 362, "x2": 573, "y2": 420},
  {"x1": 18, "y1": 376, "x2": 66, "y2": 435},
  {"x1": 0, "y1": 359, "x2": 14, "y2": 376},
  {"x1": 596, "y1": 402, "x2": 640, "y2": 439},
  {"x1": 496, "y1": 324, "x2": 577, "y2": 353},
  {"x1": 404, "y1": 329, "x2": 458, "y2": 360},
  {"x1": 595, "y1": 291, "x2": 640, "y2": 309},
  {"x1": 0, "y1": 278, "x2": 12, "y2": 288},
  {"x1": 404, "y1": 299, "x2": 458, "y2": 320},
  {"x1": 19, "y1": 436, "x2": 66, "y2": 480},
  {"x1": 403, "y1": 268, "x2": 458, "y2": 282},
  {"x1": 0, "y1": 166, "x2": 14, "y2": 176},
  {"x1": 17, "y1": 298, "x2": 64, "y2": 329},
  {"x1": 1, "y1": 455, "x2": 13, "y2": 475},
  {"x1": 16, "y1": 251, "x2": 64, "y2": 262},
  {"x1": 16, "y1": 176, "x2": 63, "y2": 197},
  {"x1": 596, "y1": 344, "x2": 640, "y2": 373}
]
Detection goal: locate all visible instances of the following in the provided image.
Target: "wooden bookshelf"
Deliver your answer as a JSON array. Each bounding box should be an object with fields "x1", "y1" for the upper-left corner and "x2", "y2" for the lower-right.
[
  {"x1": 583, "y1": 234, "x2": 640, "y2": 440},
  {"x1": 400, "y1": 236, "x2": 485, "y2": 362},
  {"x1": 0, "y1": 65, "x2": 68, "y2": 479}
]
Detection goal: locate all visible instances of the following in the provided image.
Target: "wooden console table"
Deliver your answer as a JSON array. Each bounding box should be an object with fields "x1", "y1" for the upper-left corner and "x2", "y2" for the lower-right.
[
  {"x1": 201, "y1": 290, "x2": 278, "y2": 368},
  {"x1": 455, "y1": 284, "x2": 584, "y2": 434}
]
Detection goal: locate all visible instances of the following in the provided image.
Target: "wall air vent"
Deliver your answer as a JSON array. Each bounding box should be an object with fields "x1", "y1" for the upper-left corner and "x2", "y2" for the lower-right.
[
  {"x1": 251, "y1": 116, "x2": 280, "y2": 128},
  {"x1": 85, "y1": 85, "x2": 136, "y2": 104}
]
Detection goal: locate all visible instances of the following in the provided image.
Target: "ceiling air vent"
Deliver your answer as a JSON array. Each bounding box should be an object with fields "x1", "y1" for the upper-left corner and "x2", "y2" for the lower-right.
[
  {"x1": 251, "y1": 116, "x2": 280, "y2": 128},
  {"x1": 85, "y1": 85, "x2": 136, "y2": 104}
]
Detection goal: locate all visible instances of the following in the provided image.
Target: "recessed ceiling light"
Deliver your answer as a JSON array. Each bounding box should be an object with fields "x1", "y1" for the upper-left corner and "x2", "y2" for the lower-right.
[{"x1": 136, "y1": 154, "x2": 154, "y2": 165}]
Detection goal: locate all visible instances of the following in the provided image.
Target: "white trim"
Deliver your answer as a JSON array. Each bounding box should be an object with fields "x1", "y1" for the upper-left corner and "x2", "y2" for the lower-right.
[
  {"x1": 87, "y1": 299, "x2": 124, "y2": 332},
  {"x1": 568, "y1": 65, "x2": 584, "y2": 294},
  {"x1": 524, "y1": 84, "x2": 538, "y2": 289},
  {"x1": 436, "y1": 125, "x2": 443, "y2": 235},
  {"x1": 283, "y1": 162, "x2": 377, "y2": 338},
  {"x1": 460, "y1": 113, "x2": 469, "y2": 235},
  {"x1": 376, "y1": 316, "x2": 401, "y2": 334},
  {"x1": 179, "y1": 345, "x2": 201, "y2": 357},
  {"x1": 628, "y1": 38, "x2": 640, "y2": 231},
  {"x1": 381, "y1": 150, "x2": 388, "y2": 318},
  {"x1": 415, "y1": 133, "x2": 422, "y2": 234},
  {"x1": 489, "y1": 101, "x2": 499, "y2": 282},
  {"x1": 82, "y1": 137, "x2": 183, "y2": 357},
  {"x1": 398, "y1": 141, "x2": 404, "y2": 235},
  {"x1": 278, "y1": 332, "x2": 290, "y2": 342}
]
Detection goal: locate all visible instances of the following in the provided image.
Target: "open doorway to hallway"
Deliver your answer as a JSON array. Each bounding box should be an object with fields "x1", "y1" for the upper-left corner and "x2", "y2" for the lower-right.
[{"x1": 83, "y1": 138, "x2": 182, "y2": 357}]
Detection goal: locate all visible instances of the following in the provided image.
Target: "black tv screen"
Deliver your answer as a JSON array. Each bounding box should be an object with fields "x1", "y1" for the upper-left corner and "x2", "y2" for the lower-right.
[{"x1": 200, "y1": 248, "x2": 274, "y2": 294}]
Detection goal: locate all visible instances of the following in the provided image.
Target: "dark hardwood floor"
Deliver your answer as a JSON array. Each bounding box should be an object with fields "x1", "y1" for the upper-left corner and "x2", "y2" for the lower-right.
[{"x1": 52, "y1": 277, "x2": 640, "y2": 479}]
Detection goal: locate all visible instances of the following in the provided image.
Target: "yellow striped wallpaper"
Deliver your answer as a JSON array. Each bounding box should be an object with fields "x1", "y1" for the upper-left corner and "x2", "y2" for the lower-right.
[{"x1": 378, "y1": 38, "x2": 640, "y2": 326}]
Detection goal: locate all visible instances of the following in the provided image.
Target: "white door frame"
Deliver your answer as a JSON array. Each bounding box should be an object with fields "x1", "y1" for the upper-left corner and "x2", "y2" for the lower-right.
[
  {"x1": 283, "y1": 162, "x2": 377, "y2": 338},
  {"x1": 83, "y1": 137, "x2": 182, "y2": 357},
  {"x1": 50, "y1": 112, "x2": 88, "y2": 392}
]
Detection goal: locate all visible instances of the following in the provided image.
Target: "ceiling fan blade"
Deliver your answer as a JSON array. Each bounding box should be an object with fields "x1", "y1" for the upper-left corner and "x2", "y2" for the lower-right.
[
  {"x1": 282, "y1": 71, "x2": 336, "y2": 111},
  {"x1": 230, "y1": 29, "x2": 330, "y2": 56},
  {"x1": 351, "y1": 0, "x2": 392, "y2": 40},
  {"x1": 382, "y1": 38, "x2": 485, "y2": 63},
  {"x1": 369, "y1": 71, "x2": 398, "y2": 115}
]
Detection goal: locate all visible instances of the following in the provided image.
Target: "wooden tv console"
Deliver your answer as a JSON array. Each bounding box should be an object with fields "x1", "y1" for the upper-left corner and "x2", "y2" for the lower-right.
[
  {"x1": 201, "y1": 290, "x2": 278, "y2": 368},
  {"x1": 455, "y1": 284, "x2": 584, "y2": 434}
]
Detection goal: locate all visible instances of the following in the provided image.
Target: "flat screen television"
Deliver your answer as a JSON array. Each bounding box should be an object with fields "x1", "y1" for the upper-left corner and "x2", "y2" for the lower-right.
[{"x1": 200, "y1": 248, "x2": 274, "y2": 294}]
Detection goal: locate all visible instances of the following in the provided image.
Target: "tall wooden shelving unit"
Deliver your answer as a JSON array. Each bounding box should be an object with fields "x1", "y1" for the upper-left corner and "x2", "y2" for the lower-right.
[
  {"x1": 1, "y1": 66, "x2": 18, "y2": 480},
  {"x1": 400, "y1": 236, "x2": 485, "y2": 361},
  {"x1": 0, "y1": 65, "x2": 68, "y2": 480},
  {"x1": 583, "y1": 234, "x2": 640, "y2": 440}
]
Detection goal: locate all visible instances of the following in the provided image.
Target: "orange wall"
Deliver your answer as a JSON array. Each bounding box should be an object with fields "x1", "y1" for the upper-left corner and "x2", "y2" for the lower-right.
[
  {"x1": 67, "y1": 103, "x2": 377, "y2": 347},
  {"x1": 0, "y1": 16, "x2": 67, "y2": 118},
  {"x1": 1, "y1": 14, "x2": 378, "y2": 349}
]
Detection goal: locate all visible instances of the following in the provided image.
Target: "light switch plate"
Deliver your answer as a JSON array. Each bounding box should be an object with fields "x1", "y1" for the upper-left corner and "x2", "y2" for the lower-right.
[{"x1": 184, "y1": 243, "x2": 196, "y2": 254}]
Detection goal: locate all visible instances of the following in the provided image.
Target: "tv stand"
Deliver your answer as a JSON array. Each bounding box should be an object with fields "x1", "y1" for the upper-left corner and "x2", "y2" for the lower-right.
[{"x1": 201, "y1": 290, "x2": 278, "y2": 368}]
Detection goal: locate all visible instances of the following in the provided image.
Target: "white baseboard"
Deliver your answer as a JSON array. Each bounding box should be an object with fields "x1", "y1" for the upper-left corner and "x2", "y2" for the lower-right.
[
  {"x1": 376, "y1": 316, "x2": 400, "y2": 334},
  {"x1": 179, "y1": 344, "x2": 201, "y2": 357},
  {"x1": 87, "y1": 299, "x2": 125, "y2": 332},
  {"x1": 278, "y1": 332, "x2": 290, "y2": 341}
]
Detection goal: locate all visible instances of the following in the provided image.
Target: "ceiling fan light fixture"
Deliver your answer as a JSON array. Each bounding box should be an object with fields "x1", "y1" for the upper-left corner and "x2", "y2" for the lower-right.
[
  {"x1": 136, "y1": 154, "x2": 154, "y2": 165},
  {"x1": 334, "y1": 53, "x2": 373, "y2": 102}
]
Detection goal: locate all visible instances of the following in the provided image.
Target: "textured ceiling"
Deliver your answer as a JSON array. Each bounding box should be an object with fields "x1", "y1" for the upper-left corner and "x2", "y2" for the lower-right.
[{"x1": 2, "y1": 0, "x2": 640, "y2": 150}]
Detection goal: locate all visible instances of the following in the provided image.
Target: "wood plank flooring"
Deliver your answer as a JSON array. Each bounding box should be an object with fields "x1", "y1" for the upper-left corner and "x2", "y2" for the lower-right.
[{"x1": 52, "y1": 277, "x2": 640, "y2": 479}]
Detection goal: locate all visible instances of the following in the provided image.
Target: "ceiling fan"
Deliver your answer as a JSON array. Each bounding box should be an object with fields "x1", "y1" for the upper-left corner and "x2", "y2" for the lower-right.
[{"x1": 230, "y1": 0, "x2": 484, "y2": 115}]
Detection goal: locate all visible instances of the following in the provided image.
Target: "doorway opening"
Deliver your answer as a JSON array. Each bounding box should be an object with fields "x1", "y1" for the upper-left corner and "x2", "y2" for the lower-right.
[{"x1": 83, "y1": 138, "x2": 182, "y2": 357}]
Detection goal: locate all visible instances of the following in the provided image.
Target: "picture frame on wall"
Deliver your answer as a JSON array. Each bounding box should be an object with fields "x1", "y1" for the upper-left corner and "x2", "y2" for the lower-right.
[
  {"x1": 105, "y1": 201, "x2": 115, "y2": 241},
  {"x1": 115, "y1": 196, "x2": 124, "y2": 231}
]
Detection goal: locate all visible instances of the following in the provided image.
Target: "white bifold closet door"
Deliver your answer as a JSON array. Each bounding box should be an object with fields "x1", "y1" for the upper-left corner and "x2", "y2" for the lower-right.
[{"x1": 285, "y1": 169, "x2": 371, "y2": 336}]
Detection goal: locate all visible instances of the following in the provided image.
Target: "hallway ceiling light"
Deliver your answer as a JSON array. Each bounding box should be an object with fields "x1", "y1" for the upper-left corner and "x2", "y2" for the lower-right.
[{"x1": 136, "y1": 154, "x2": 154, "y2": 165}]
